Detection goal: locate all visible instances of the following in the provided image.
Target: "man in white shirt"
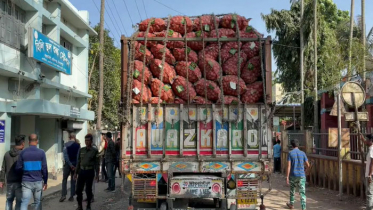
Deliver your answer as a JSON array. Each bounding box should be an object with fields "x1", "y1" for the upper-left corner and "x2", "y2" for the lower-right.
[{"x1": 363, "y1": 134, "x2": 373, "y2": 210}]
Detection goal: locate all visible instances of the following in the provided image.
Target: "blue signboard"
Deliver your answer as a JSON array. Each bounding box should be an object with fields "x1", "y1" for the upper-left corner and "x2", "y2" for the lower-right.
[
  {"x1": 0, "y1": 120, "x2": 5, "y2": 143},
  {"x1": 28, "y1": 28, "x2": 72, "y2": 75}
]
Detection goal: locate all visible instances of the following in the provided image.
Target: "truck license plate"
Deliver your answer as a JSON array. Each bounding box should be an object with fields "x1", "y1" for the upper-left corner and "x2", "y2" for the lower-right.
[
  {"x1": 237, "y1": 199, "x2": 257, "y2": 208},
  {"x1": 137, "y1": 199, "x2": 156, "y2": 203}
]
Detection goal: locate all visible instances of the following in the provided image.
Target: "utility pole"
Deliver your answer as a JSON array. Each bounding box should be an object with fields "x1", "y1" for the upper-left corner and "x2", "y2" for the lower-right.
[
  {"x1": 300, "y1": 0, "x2": 305, "y2": 131},
  {"x1": 313, "y1": 0, "x2": 318, "y2": 133},
  {"x1": 348, "y1": 0, "x2": 355, "y2": 77},
  {"x1": 361, "y1": 0, "x2": 366, "y2": 81},
  {"x1": 97, "y1": 0, "x2": 105, "y2": 130},
  {"x1": 337, "y1": 93, "x2": 342, "y2": 201}
]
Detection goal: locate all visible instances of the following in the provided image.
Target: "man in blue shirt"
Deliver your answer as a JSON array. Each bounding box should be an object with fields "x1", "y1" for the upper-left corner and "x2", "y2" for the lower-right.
[
  {"x1": 286, "y1": 139, "x2": 309, "y2": 210},
  {"x1": 60, "y1": 132, "x2": 81, "y2": 202},
  {"x1": 16, "y1": 134, "x2": 48, "y2": 210},
  {"x1": 273, "y1": 138, "x2": 281, "y2": 173}
]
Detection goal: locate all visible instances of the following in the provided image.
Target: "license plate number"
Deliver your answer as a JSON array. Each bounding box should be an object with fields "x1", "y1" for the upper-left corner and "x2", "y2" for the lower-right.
[
  {"x1": 237, "y1": 199, "x2": 257, "y2": 204},
  {"x1": 137, "y1": 199, "x2": 156, "y2": 203}
]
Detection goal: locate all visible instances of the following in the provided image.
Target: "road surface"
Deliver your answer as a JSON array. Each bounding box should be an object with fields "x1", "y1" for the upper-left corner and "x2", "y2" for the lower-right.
[{"x1": 41, "y1": 173, "x2": 366, "y2": 210}]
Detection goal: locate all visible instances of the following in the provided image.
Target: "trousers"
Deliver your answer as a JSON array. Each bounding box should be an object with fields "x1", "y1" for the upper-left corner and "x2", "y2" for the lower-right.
[
  {"x1": 5, "y1": 182, "x2": 22, "y2": 210},
  {"x1": 367, "y1": 177, "x2": 373, "y2": 210},
  {"x1": 61, "y1": 164, "x2": 76, "y2": 197},
  {"x1": 289, "y1": 176, "x2": 306, "y2": 210},
  {"x1": 76, "y1": 169, "x2": 95, "y2": 207},
  {"x1": 106, "y1": 162, "x2": 115, "y2": 190},
  {"x1": 20, "y1": 181, "x2": 43, "y2": 210},
  {"x1": 274, "y1": 157, "x2": 281, "y2": 172}
]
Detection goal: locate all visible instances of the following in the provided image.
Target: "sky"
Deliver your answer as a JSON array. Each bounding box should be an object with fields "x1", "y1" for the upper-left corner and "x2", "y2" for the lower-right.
[{"x1": 69, "y1": 0, "x2": 373, "y2": 71}]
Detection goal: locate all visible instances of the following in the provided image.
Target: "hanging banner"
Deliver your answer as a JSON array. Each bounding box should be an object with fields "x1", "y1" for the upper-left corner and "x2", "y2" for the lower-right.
[{"x1": 0, "y1": 120, "x2": 5, "y2": 143}]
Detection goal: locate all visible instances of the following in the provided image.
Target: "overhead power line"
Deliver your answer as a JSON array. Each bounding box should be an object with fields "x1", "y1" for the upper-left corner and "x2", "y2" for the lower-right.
[
  {"x1": 106, "y1": 0, "x2": 126, "y2": 37},
  {"x1": 153, "y1": 0, "x2": 185, "y2": 16},
  {"x1": 121, "y1": 0, "x2": 134, "y2": 26},
  {"x1": 141, "y1": 0, "x2": 148, "y2": 19},
  {"x1": 109, "y1": 0, "x2": 128, "y2": 36},
  {"x1": 134, "y1": 0, "x2": 143, "y2": 20}
]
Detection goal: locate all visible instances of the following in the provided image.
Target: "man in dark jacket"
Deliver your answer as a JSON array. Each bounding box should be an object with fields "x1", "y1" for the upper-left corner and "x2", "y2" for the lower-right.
[
  {"x1": 104, "y1": 132, "x2": 117, "y2": 192},
  {"x1": 60, "y1": 132, "x2": 81, "y2": 202},
  {"x1": 0, "y1": 135, "x2": 25, "y2": 210}
]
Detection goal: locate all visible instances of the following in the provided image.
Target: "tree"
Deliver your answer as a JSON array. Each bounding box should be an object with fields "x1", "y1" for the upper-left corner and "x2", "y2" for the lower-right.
[
  {"x1": 88, "y1": 25, "x2": 121, "y2": 130},
  {"x1": 262, "y1": 0, "x2": 365, "y2": 126}
]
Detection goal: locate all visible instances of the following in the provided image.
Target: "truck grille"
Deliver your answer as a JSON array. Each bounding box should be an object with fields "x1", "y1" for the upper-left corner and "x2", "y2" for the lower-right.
[
  {"x1": 133, "y1": 179, "x2": 157, "y2": 198},
  {"x1": 236, "y1": 179, "x2": 259, "y2": 198}
]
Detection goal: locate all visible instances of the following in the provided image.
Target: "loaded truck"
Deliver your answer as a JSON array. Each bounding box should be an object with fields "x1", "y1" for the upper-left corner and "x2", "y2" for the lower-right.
[{"x1": 119, "y1": 14, "x2": 273, "y2": 210}]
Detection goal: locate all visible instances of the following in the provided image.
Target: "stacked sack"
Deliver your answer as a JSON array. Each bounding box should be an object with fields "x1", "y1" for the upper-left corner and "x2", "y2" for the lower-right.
[{"x1": 132, "y1": 14, "x2": 264, "y2": 105}]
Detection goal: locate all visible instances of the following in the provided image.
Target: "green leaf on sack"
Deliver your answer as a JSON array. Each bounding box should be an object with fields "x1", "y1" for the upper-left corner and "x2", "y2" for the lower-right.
[
  {"x1": 196, "y1": 30, "x2": 202, "y2": 37},
  {"x1": 163, "y1": 85, "x2": 171, "y2": 91},
  {"x1": 208, "y1": 60, "x2": 214, "y2": 68},
  {"x1": 181, "y1": 18, "x2": 186, "y2": 25},
  {"x1": 168, "y1": 30, "x2": 174, "y2": 37},
  {"x1": 229, "y1": 49, "x2": 237, "y2": 55},
  {"x1": 189, "y1": 62, "x2": 197, "y2": 71},
  {"x1": 247, "y1": 63, "x2": 254, "y2": 70},
  {"x1": 176, "y1": 85, "x2": 184, "y2": 93},
  {"x1": 133, "y1": 69, "x2": 140, "y2": 78},
  {"x1": 139, "y1": 45, "x2": 146, "y2": 53},
  {"x1": 231, "y1": 100, "x2": 239, "y2": 105},
  {"x1": 246, "y1": 26, "x2": 253, "y2": 33},
  {"x1": 186, "y1": 47, "x2": 191, "y2": 55},
  {"x1": 208, "y1": 84, "x2": 214, "y2": 90},
  {"x1": 159, "y1": 47, "x2": 166, "y2": 53},
  {"x1": 239, "y1": 58, "x2": 244, "y2": 64},
  {"x1": 150, "y1": 19, "x2": 155, "y2": 25},
  {"x1": 204, "y1": 25, "x2": 210, "y2": 32},
  {"x1": 231, "y1": 20, "x2": 235, "y2": 29}
]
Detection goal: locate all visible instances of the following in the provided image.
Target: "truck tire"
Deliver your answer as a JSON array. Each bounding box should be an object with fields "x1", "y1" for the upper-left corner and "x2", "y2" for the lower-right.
[{"x1": 229, "y1": 204, "x2": 237, "y2": 210}]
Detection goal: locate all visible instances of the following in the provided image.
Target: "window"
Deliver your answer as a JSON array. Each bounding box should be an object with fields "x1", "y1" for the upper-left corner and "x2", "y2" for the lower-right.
[
  {"x1": 0, "y1": 0, "x2": 26, "y2": 49},
  {"x1": 60, "y1": 37, "x2": 73, "y2": 52}
]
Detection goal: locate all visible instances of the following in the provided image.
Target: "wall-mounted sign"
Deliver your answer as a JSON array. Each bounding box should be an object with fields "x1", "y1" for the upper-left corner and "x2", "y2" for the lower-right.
[
  {"x1": 28, "y1": 28, "x2": 72, "y2": 75},
  {"x1": 328, "y1": 128, "x2": 350, "y2": 148},
  {"x1": 70, "y1": 106, "x2": 80, "y2": 118},
  {"x1": 0, "y1": 120, "x2": 5, "y2": 143}
]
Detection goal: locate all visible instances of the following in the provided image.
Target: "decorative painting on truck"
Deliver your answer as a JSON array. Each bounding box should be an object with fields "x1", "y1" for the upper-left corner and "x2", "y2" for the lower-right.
[
  {"x1": 230, "y1": 107, "x2": 244, "y2": 155},
  {"x1": 133, "y1": 106, "x2": 148, "y2": 155},
  {"x1": 214, "y1": 106, "x2": 229, "y2": 155},
  {"x1": 165, "y1": 107, "x2": 180, "y2": 155},
  {"x1": 246, "y1": 106, "x2": 260, "y2": 150},
  {"x1": 150, "y1": 107, "x2": 164, "y2": 155},
  {"x1": 198, "y1": 107, "x2": 213, "y2": 155},
  {"x1": 182, "y1": 106, "x2": 197, "y2": 156}
]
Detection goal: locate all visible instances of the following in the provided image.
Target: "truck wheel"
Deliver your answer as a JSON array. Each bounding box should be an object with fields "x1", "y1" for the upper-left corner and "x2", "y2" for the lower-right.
[
  {"x1": 160, "y1": 202, "x2": 167, "y2": 210},
  {"x1": 229, "y1": 204, "x2": 237, "y2": 210}
]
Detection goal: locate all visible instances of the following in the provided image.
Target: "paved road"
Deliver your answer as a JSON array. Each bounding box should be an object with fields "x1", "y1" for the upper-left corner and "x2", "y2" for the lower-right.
[{"x1": 41, "y1": 173, "x2": 366, "y2": 210}]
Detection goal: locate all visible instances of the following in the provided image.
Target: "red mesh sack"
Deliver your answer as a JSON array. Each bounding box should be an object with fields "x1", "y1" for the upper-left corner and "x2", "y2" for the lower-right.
[
  {"x1": 222, "y1": 75, "x2": 247, "y2": 96},
  {"x1": 241, "y1": 68, "x2": 260, "y2": 84},
  {"x1": 150, "y1": 97, "x2": 163, "y2": 104},
  {"x1": 132, "y1": 80, "x2": 151, "y2": 103},
  {"x1": 174, "y1": 97, "x2": 186, "y2": 104},
  {"x1": 209, "y1": 28, "x2": 235, "y2": 38},
  {"x1": 170, "y1": 16, "x2": 193, "y2": 35},
  {"x1": 139, "y1": 18, "x2": 166, "y2": 33},
  {"x1": 198, "y1": 43, "x2": 219, "y2": 61},
  {"x1": 247, "y1": 56, "x2": 261, "y2": 70},
  {"x1": 219, "y1": 14, "x2": 249, "y2": 31},
  {"x1": 175, "y1": 61, "x2": 202, "y2": 83},
  {"x1": 150, "y1": 78, "x2": 175, "y2": 103},
  {"x1": 154, "y1": 30, "x2": 184, "y2": 49},
  {"x1": 149, "y1": 59, "x2": 176, "y2": 84},
  {"x1": 240, "y1": 26, "x2": 264, "y2": 39},
  {"x1": 137, "y1": 32, "x2": 157, "y2": 48},
  {"x1": 241, "y1": 81, "x2": 263, "y2": 103},
  {"x1": 193, "y1": 15, "x2": 219, "y2": 32},
  {"x1": 173, "y1": 47, "x2": 198, "y2": 63},
  {"x1": 193, "y1": 96, "x2": 212, "y2": 104},
  {"x1": 217, "y1": 96, "x2": 240, "y2": 105},
  {"x1": 198, "y1": 58, "x2": 220, "y2": 82},
  {"x1": 133, "y1": 60, "x2": 152, "y2": 85},
  {"x1": 135, "y1": 42, "x2": 153, "y2": 64},
  {"x1": 150, "y1": 44, "x2": 176, "y2": 65},
  {"x1": 186, "y1": 31, "x2": 208, "y2": 51},
  {"x1": 172, "y1": 76, "x2": 197, "y2": 101},
  {"x1": 221, "y1": 42, "x2": 243, "y2": 62},
  {"x1": 194, "y1": 79, "x2": 221, "y2": 102},
  {"x1": 242, "y1": 41, "x2": 260, "y2": 60},
  {"x1": 132, "y1": 99, "x2": 140, "y2": 104},
  {"x1": 222, "y1": 52, "x2": 247, "y2": 75}
]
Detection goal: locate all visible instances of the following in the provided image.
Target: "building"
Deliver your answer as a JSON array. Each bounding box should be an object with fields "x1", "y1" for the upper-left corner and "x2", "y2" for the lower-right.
[{"x1": 0, "y1": 0, "x2": 96, "y2": 178}]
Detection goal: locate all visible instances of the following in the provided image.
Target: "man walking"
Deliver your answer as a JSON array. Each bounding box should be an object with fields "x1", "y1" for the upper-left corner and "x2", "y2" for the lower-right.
[
  {"x1": 60, "y1": 133, "x2": 81, "y2": 202},
  {"x1": 0, "y1": 135, "x2": 25, "y2": 210},
  {"x1": 104, "y1": 132, "x2": 116, "y2": 192},
  {"x1": 114, "y1": 138, "x2": 121, "y2": 178},
  {"x1": 75, "y1": 134, "x2": 99, "y2": 210},
  {"x1": 286, "y1": 139, "x2": 309, "y2": 210},
  {"x1": 99, "y1": 134, "x2": 108, "y2": 182},
  {"x1": 16, "y1": 134, "x2": 48, "y2": 210},
  {"x1": 273, "y1": 139, "x2": 281, "y2": 173}
]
